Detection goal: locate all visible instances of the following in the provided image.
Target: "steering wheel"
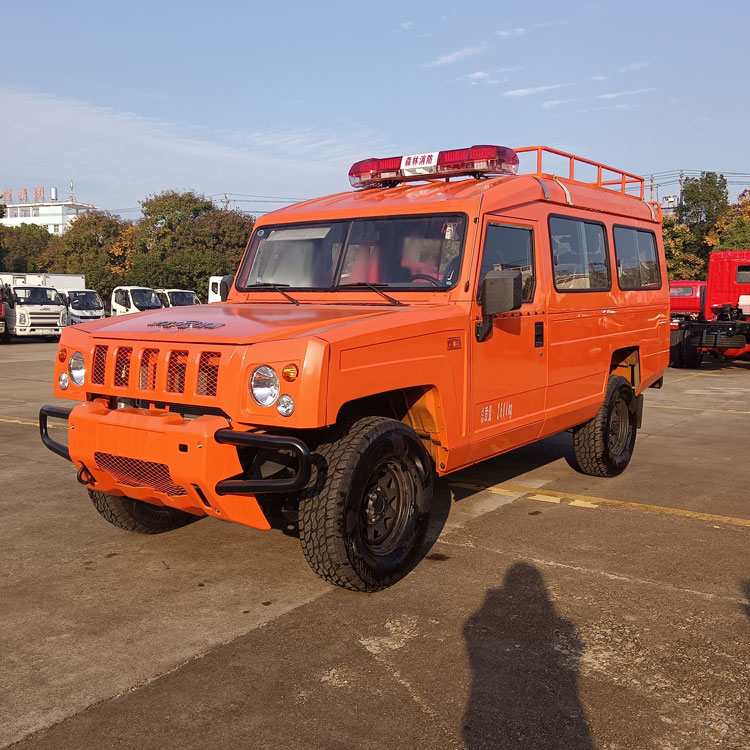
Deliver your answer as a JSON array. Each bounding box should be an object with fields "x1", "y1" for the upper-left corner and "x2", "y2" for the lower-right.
[{"x1": 408, "y1": 273, "x2": 442, "y2": 287}]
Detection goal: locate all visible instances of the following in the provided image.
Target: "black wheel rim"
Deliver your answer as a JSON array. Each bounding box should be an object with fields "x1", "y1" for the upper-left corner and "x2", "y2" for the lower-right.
[
  {"x1": 360, "y1": 458, "x2": 415, "y2": 556},
  {"x1": 608, "y1": 399, "x2": 630, "y2": 456}
]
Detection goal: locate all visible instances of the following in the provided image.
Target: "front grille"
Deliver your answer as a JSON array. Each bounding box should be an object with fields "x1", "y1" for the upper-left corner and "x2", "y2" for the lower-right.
[
  {"x1": 166, "y1": 350, "x2": 189, "y2": 393},
  {"x1": 139, "y1": 348, "x2": 159, "y2": 390},
  {"x1": 92, "y1": 345, "x2": 108, "y2": 385},
  {"x1": 94, "y1": 451, "x2": 188, "y2": 497},
  {"x1": 89, "y1": 344, "x2": 223, "y2": 398},
  {"x1": 114, "y1": 347, "x2": 132, "y2": 387},
  {"x1": 197, "y1": 352, "x2": 220, "y2": 396}
]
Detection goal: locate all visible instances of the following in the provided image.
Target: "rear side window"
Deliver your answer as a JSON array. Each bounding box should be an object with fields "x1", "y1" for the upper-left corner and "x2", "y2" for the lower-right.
[
  {"x1": 669, "y1": 286, "x2": 694, "y2": 297},
  {"x1": 613, "y1": 227, "x2": 661, "y2": 290},
  {"x1": 737, "y1": 265, "x2": 750, "y2": 283},
  {"x1": 479, "y1": 224, "x2": 535, "y2": 301},
  {"x1": 549, "y1": 216, "x2": 610, "y2": 291}
]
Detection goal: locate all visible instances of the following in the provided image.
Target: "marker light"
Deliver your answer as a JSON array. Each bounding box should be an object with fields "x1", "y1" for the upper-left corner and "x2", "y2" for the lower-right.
[
  {"x1": 58, "y1": 372, "x2": 70, "y2": 390},
  {"x1": 349, "y1": 145, "x2": 519, "y2": 188},
  {"x1": 282, "y1": 364, "x2": 299, "y2": 382},
  {"x1": 277, "y1": 394, "x2": 295, "y2": 417}
]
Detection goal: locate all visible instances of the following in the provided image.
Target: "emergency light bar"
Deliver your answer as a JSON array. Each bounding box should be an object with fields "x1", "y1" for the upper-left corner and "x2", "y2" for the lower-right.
[{"x1": 348, "y1": 145, "x2": 519, "y2": 189}]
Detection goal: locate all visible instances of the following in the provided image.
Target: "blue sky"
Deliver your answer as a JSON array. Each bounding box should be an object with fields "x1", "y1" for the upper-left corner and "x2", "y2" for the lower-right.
[{"x1": 1, "y1": 0, "x2": 748, "y2": 215}]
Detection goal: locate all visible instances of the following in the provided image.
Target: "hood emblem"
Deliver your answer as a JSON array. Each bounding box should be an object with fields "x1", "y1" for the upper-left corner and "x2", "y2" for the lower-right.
[{"x1": 147, "y1": 320, "x2": 225, "y2": 330}]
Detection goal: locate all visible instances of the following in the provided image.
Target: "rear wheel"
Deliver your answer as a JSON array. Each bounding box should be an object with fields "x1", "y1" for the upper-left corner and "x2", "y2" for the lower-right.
[
  {"x1": 298, "y1": 417, "x2": 433, "y2": 592},
  {"x1": 573, "y1": 375, "x2": 638, "y2": 477},
  {"x1": 682, "y1": 337, "x2": 704, "y2": 369},
  {"x1": 669, "y1": 329, "x2": 685, "y2": 368},
  {"x1": 88, "y1": 490, "x2": 199, "y2": 534}
]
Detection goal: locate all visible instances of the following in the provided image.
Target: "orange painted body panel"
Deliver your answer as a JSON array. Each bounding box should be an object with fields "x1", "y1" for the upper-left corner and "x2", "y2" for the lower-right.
[{"x1": 51, "y1": 148, "x2": 669, "y2": 527}]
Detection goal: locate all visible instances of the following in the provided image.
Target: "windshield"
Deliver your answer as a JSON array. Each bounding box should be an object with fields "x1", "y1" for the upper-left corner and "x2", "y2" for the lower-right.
[
  {"x1": 237, "y1": 214, "x2": 466, "y2": 292},
  {"x1": 131, "y1": 289, "x2": 163, "y2": 310},
  {"x1": 15, "y1": 287, "x2": 63, "y2": 306},
  {"x1": 69, "y1": 290, "x2": 103, "y2": 310},
  {"x1": 169, "y1": 291, "x2": 198, "y2": 306}
]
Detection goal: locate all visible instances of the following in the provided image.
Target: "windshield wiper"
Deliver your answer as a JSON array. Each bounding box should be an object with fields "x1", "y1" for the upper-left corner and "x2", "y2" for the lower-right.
[
  {"x1": 246, "y1": 283, "x2": 300, "y2": 305},
  {"x1": 337, "y1": 283, "x2": 404, "y2": 306}
]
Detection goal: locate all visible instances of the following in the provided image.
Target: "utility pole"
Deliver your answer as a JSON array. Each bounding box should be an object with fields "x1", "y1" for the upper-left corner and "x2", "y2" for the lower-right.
[
  {"x1": 649, "y1": 175, "x2": 655, "y2": 202},
  {"x1": 679, "y1": 171, "x2": 685, "y2": 205},
  {"x1": 223, "y1": 193, "x2": 230, "y2": 211}
]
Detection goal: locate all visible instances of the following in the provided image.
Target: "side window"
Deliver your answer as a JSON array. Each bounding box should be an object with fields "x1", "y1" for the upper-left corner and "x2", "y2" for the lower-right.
[
  {"x1": 669, "y1": 286, "x2": 693, "y2": 297},
  {"x1": 613, "y1": 226, "x2": 661, "y2": 289},
  {"x1": 737, "y1": 265, "x2": 750, "y2": 283},
  {"x1": 115, "y1": 290, "x2": 127, "y2": 308},
  {"x1": 479, "y1": 224, "x2": 535, "y2": 301},
  {"x1": 549, "y1": 216, "x2": 610, "y2": 291}
]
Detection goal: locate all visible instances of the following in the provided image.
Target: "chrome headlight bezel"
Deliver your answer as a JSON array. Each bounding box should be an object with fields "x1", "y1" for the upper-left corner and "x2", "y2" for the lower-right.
[
  {"x1": 68, "y1": 351, "x2": 86, "y2": 386},
  {"x1": 250, "y1": 365, "x2": 279, "y2": 407}
]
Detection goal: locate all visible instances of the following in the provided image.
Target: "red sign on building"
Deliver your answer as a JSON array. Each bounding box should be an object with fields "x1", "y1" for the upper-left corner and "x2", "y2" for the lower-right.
[
  {"x1": 34, "y1": 186, "x2": 45, "y2": 200},
  {"x1": 1, "y1": 189, "x2": 11, "y2": 203},
  {"x1": 18, "y1": 188, "x2": 28, "y2": 202}
]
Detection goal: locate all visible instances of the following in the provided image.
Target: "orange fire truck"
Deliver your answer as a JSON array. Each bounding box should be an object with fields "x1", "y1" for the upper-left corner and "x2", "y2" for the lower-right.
[{"x1": 41, "y1": 145, "x2": 669, "y2": 591}]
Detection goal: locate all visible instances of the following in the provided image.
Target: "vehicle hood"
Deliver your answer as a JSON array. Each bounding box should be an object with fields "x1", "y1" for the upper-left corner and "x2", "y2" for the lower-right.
[{"x1": 75, "y1": 302, "x2": 410, "y2": 345}]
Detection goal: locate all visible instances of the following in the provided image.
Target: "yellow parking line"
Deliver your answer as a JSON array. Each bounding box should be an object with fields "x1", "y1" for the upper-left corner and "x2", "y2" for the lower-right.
[
  {"x1": 649, "y1": 404, "x2": 750, "y2": 416},
  {"x1": 668, "y1": 372, "x2": 722, "y2": 384},
  {"x1": 0, "y1": 415, "x2": 64, "y2": 429},
  {"x1": 449, "y1": 480, "x2": 750, "y2": 528}
]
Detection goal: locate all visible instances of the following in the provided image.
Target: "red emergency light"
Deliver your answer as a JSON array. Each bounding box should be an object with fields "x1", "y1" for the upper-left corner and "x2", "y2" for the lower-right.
[{"x1": 348, "y1": 145, "x2": 519, "y2": 188}]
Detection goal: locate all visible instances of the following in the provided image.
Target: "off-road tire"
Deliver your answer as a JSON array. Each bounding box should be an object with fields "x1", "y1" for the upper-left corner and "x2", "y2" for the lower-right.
[
  {"x1": 88, "y1": 489, "x2": 199, "y2": 534},
  {"x1": 573, "y1": 375, "x2": 638, "y2": 478},
  {"x1": 682, "y1": 338, "x2": 703, "y2": 369},
  {"x1": 298, "y1": 417, "x2": 433, "y2": 592},
  {"x1": 669, "y1": 329, "x2": 685, "y2": 368}
]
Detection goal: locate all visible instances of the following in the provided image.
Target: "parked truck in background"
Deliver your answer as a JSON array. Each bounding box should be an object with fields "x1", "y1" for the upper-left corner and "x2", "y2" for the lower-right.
[
  {"x1": 110, "y1": 286, "x2": 164, "y2": 316},
  {"x1": 670, "y1": 250, "x2": 750, "y2": 367},
  {"x1": 58, "y1": 289, "x2": 106, "y2": 326},
  {"x1": 0, "y1": 273, "x2": 83, "y2": 341},
  {"x1": 154, "y1": 289, "x2": 201, "y2": 307}
]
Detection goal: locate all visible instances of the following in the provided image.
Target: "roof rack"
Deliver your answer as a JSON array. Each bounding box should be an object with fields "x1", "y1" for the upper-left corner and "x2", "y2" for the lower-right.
[{"x1": 516, "y1": 146, "x2": 645, "y2": 199}]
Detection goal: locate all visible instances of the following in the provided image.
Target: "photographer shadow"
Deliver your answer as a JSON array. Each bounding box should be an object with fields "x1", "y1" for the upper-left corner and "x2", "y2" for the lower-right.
[{"x1": 463, "y1": 562, "x2": 593, "y2": 750}]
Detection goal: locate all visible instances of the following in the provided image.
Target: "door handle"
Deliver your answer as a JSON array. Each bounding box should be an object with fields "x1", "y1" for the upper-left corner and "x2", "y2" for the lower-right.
[
  {"x1": 534, "y1": 321, "x2": 544, "y2": 347},
  {"x1": 601, "y1": 309, "x2": 616, "y2": 314}
]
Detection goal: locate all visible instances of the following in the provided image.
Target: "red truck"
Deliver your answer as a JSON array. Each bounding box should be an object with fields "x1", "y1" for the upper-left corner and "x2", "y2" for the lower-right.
[
  {"x1": 671, "y1": 251, "x2": 750, "y2": 367},
  {"x1": 669, "y1": 280, "x2": 706, "y2": 317}
]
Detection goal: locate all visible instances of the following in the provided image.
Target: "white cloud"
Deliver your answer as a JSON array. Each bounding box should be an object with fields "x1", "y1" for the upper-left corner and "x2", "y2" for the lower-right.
[
  {"x1": 496, "y1": 28, "x2": 525, "y2": 37},
  {"x1": 424, "y1": 43, "x2": 488, "y2": 67},
  {"x1": 542, "y1": 99, "x2": 574, "y2": 108},
  {"x1": 504, "y1": 83, "x2": 572, "y2": 97},
  {"x1": 591, "y1": 75, "x2": 607, "y2": 81},
  {"x1": 0, "y1": 89, "x2": 392, "y2": 212},
  {"x1": 496, "y1": 65, "x2": 527, "y2": 73},
  {"x1": 598, "y1": 87, "x2": 654, "y2": 99},
  {"x1": 396, "y1": 21, "x2": 413, "y2": 32},
  {"x1": 618, "y1": 62, "x2": 650, "y2": 72}
]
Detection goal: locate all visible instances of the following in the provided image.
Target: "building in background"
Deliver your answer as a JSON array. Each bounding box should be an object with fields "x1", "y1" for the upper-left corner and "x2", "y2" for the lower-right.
[{"x1": 0, "y1": 182, "x2": 98, "y2": 235}]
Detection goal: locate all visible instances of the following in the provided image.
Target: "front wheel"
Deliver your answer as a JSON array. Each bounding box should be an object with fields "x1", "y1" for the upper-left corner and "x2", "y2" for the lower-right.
[
  {"x1": 682, "y1": 337, "x2": 704, "y2": 369},
  {"x1": 88, "y1": 490, "x2": 199, "y2": 534},
  {"x1": 573, "y1": 375, "x2": 638, "y2": 477},
  {"x1": 298, "y1": 417, "x2": 433, "y2": 592}
]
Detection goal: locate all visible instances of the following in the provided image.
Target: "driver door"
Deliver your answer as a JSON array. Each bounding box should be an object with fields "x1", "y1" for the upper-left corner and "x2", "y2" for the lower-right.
[{"x1": 469, "y1": 217, "x2": 548, "y2": 460}]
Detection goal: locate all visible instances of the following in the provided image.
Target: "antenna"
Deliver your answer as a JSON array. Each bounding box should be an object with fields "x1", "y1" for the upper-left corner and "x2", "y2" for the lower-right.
[{"x1": 69, "y1": 180, "x2": 76, "y2": 202}]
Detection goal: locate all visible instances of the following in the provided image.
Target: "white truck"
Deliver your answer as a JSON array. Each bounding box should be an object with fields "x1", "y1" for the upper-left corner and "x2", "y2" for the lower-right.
[
  {"x1": 154, "y1": 288, "x2": 201, "y2": 307},
  {"x1": 111, "y1": 286, "x2": 164, "y2": 316},
  {"x1": 57, "y1": 289, "x2": 106, "y2": 325},
  {"x1": 0, "y1": 273, "x2": 83, "y2": 341}
]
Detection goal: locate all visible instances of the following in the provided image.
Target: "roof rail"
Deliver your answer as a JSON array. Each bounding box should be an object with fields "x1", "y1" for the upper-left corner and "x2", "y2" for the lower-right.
[{"x1": 516, "y1": 146, "x2": 645, "y2": 199}]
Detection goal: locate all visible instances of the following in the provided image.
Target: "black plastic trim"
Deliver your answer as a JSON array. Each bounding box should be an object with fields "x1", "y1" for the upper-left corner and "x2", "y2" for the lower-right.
[
  {"x1": 39, "y1": 405, "x2": 72, "y2": 462},
  {"x1": 214, "y1": 429, "x2": 311, "y2": 495}
]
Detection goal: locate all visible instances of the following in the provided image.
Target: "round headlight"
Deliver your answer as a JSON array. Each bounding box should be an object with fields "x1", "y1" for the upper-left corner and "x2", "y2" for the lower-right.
[
  {"x1": 250, "y1": 365, "x2": 279, "y2": 407},
  {"x1": 277, "y1": 394, "x2": 295, "y2": 417},
  {"x1": 58, "y1": 372, "x2": 70, "y2": 390},
  {"x1": 68, "y1": 351, "x2": 86, "y2": 386}
]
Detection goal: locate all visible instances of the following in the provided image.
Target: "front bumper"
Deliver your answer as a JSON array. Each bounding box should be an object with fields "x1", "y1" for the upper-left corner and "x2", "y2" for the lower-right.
[{"x1": 39, "y1": 402, "x2": 311, "y2": 530}]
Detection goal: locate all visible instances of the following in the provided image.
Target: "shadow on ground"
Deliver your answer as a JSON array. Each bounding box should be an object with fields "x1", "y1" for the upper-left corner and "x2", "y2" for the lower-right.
[{"x1": 463, "y1": 563, "x2": 593, "y2": 750}]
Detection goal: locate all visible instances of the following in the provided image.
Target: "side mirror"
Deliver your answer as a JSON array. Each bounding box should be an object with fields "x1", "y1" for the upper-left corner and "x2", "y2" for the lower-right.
[
  {"x1": 476, "y1": 269, "x2": 522, "y2": 341},
  {"x1": 219, "y1": 275, "x2": 235, "y2": 302}
]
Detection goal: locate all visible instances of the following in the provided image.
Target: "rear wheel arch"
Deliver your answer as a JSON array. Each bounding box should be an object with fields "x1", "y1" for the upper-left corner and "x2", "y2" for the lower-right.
[{"x1": 609, "y1": 346, "x2": 641, "y2": 390}]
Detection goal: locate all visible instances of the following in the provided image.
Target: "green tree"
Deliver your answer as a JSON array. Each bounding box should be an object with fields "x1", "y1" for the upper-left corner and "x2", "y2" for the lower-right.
[
  {"x1": 706, "y1": 195, "x2": 750, "y2": 251},
  {"x1": 0, "y1": 223, "x2": 54, "y2": 272},
  {"x1": 676, "y1": 172, "x2": 729, "y2": 251},
  {"x1": 662, "y1": 214, "x2": 706, "y2": 279}
]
